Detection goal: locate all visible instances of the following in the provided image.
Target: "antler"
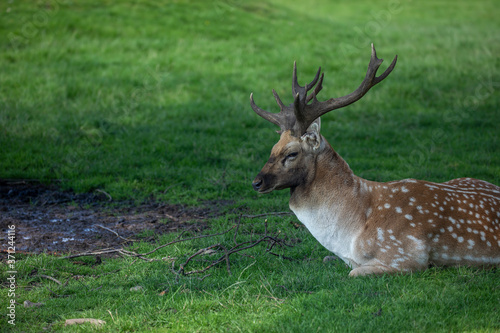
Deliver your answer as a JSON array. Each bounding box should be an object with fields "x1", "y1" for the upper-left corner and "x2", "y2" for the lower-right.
[
  {"x1": 249, "y1": 64, "x2": 323, "y2": 134},
  {"x1": 250, "y1": 44, "x2": 398, "y2": 136}
]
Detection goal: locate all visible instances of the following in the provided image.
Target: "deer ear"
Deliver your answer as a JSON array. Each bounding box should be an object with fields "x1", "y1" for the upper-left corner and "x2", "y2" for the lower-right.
[
  {"x1": 307, "y1": 117, "x2": 321, "y2": 134},
  {"x1": 301, "y1": 118, "x2": 321, "y2": 150}
]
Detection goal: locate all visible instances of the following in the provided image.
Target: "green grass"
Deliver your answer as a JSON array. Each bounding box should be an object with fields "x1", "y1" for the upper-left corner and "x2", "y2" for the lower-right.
[
  {"x1": 4, "y1": 217, "x2": 500, "y2": 332},
  {"x1": 1, "y1": 0, "x2": 500, "y2": 331}
]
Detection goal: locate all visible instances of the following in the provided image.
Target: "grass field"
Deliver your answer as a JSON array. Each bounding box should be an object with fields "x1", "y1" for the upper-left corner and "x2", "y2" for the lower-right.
[{"x1": 1, "y1": 0, "x2": 499, "y2": 331}]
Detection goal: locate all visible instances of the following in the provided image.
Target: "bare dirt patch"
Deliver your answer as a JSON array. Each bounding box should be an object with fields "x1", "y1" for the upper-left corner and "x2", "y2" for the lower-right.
[{"x1": 0, "y1": 180, "x2": 228, "y2": 255}]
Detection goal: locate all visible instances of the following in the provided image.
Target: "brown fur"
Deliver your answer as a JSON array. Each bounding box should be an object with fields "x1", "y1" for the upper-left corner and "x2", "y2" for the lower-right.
[{"x1": 254, "y1": 130, "x2": 500, "y2": 276}]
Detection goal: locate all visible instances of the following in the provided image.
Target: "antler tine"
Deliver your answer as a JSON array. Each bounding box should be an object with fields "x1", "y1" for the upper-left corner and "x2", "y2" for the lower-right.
[
  {"x1": 372, "y1": 45, "x2": 398, "y2": 84},
  {"x1": 306, "y1": 72, "x2": 324, "y2": 104},
  {"x1": 250, "y1": 93, "x2": 284, "y2": 129},
  {"x1": 292, "y1": 61, "x2": 322, "y2": 102},
  {"x1": 272, "y1": 89, "x2": 286, "y2": 111},
  {"x1": 250, "y1": 91, "x2": 296, "y2": 133},
  {"x1": 293, "y1": 43, "x2": 397, "y2": 135}
]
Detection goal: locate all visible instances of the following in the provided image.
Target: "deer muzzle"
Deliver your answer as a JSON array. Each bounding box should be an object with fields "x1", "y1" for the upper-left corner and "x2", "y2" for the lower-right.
[{"x1": 252, "y1": 172, "x2": 276, "y2": 193}]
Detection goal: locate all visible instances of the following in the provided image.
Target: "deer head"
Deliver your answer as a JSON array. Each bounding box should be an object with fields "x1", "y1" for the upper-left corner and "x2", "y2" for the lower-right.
[{"x1": 251, "y1": 44, "x2": 397, "y2": 193}]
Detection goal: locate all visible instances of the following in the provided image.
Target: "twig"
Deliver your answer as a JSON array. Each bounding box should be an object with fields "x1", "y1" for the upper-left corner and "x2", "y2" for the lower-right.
[
  {"x1": 198, "y1": 274, "x2": 211, "y2": 281},
  {"x1": 96, "y1": 189, "x2": 113, "y2": 201},
  {"x1": 38, "y1": 275, "x2": 62, "y2": 285},
  {"x1": 267, "y1": 252, "x2": 295, "y2": 261},
  {"x1": 242, "y1": 212, "x2": 293, "y2": 219},
  {"x1": 94, "y1": 224, "x2": 132, "y2": 242},
  {"x1": 60, "y1": 248, "x2": 123, "y2": 259},
  {"x1": 46, "y1": 287, "x2": 70, "y2": 298},
  {"x1": 163, "y1": 212, "x2": 179, "y2": 222},
  {"x1": 62, "y1": 224, "x2": 236, "y2": 261},
  {"x1": 178, "y1": 244, "x2": 221, "y2": 275},
  {"x1": 60, "y1": 217, "x2": 297, "y2": 279},
  {"x1": 181, "y1": 236, "x2": 283, "y2": 276},
  {"x1": 233, "y1": 215, "x2": 242, "y2": 245},
  {"x1": 136, "y1": 225, "x2": 236, "y2": 257},
  {"x1": 278, "y1": 285, "x2": 314, "y2": 294},
  {"x1": 223, "y1": 246, "x2": 231, "y2": 275}
]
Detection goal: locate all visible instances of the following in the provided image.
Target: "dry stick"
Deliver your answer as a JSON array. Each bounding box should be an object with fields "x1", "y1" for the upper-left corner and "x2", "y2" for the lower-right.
[
  {"x1": 95, "y1": 189, "x2": 113, "y2": 201},
  {"x1": 61, "y1": 248, "x2": 123, "y2": 259},
  {"x1": 198, "y1": 274, "x2": 211, "y2": 281},
  {"x1": 61, "y1": 211, "x2": 289, "y2": 259},
  {"x1": 181, "y1": 236, "x2": 283, "y2": 276},
  {"x1": 241, "y1": 212, "x2": 293, "y2": 219},
  {"x1": 136, "y1": 225, "x2": 236, "y2": 257},
  {"x1": 233, "y1": 215, "x2": 243, "y2": 245},
  {"x1": 219, "y1": 244, "x2": 231, "y2": 275},
  {"x1": 94, "y1": 224, "x2": 132, "y2": 242},
  {"x1": 278, "y1": 285, "x2": 314, "y2": 294},
  {"x1": 267, "y1": 251, "x2": 295, "y2": 261},
  {"x1": 120, "y1": 249, "x2": 154, "y2": 261},
  {"x1": 61, "y1": 213, "x2": 295, "y2": 276},
  {"x1": 177, "y1": 244, "x2": 221, "y2": 275},
  {"x1": 38, "y1": 275, "x2": 63, "y2": 285},
  {"x1": 46, "y1": 287, "x2": 70, "y2": 298},
  {"x1": 60, "y1": 225, "x2": 237, "y2": 260}
]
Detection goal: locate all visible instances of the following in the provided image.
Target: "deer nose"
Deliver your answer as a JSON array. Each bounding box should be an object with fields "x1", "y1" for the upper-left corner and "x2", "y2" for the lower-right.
[{"x1": 252, "y1": 179, "x2": 263, "y2": 191}]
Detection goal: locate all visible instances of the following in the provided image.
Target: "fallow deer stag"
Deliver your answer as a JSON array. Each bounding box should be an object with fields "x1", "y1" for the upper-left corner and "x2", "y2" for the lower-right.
[{"x1": 250, "y1": 44, "x2": 500, "y2": 276}]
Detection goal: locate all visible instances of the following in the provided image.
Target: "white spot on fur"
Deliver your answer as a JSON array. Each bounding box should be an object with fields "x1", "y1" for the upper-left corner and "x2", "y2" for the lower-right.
[{"x1": 377, "y1": 228, "x2": 384, "y2": 242}]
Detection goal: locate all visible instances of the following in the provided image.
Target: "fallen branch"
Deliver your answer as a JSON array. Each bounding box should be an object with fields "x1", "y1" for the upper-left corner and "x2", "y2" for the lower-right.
[
  {"x1": 136, "y1": 225, "x2": 236, "y2": 257},
  {"x1": 60, "y1": 214, "x2": 298, "y2": 278},
  {"x1": 59, "y1": 225, "x2": 236, "y2": 260},
  {"x1": 177, "y1": 244, "x2": 222, "y2": 275},
  {"x1": 179, "y1": 235, "x2": 291, "y2": 276}
]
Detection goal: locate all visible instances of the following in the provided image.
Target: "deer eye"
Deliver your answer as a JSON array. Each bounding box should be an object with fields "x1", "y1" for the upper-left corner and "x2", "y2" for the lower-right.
[{"x1": 282, "y1": 151, "x2": 299, "y2": 165}]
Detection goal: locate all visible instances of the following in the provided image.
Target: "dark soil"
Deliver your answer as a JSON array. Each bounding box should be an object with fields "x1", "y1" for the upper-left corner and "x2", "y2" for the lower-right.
[{"x1": 0, "y1": 180, "x2": 229, "y2": 255}]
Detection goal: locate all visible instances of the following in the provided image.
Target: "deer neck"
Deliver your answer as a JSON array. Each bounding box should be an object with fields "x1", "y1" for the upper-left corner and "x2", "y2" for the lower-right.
[
  {"x1": 289, "y1": 139, "x2": 372, "y2": 265},
  {"x1": 289, "y1": 138, "x2": 364, "y2": 206}
]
